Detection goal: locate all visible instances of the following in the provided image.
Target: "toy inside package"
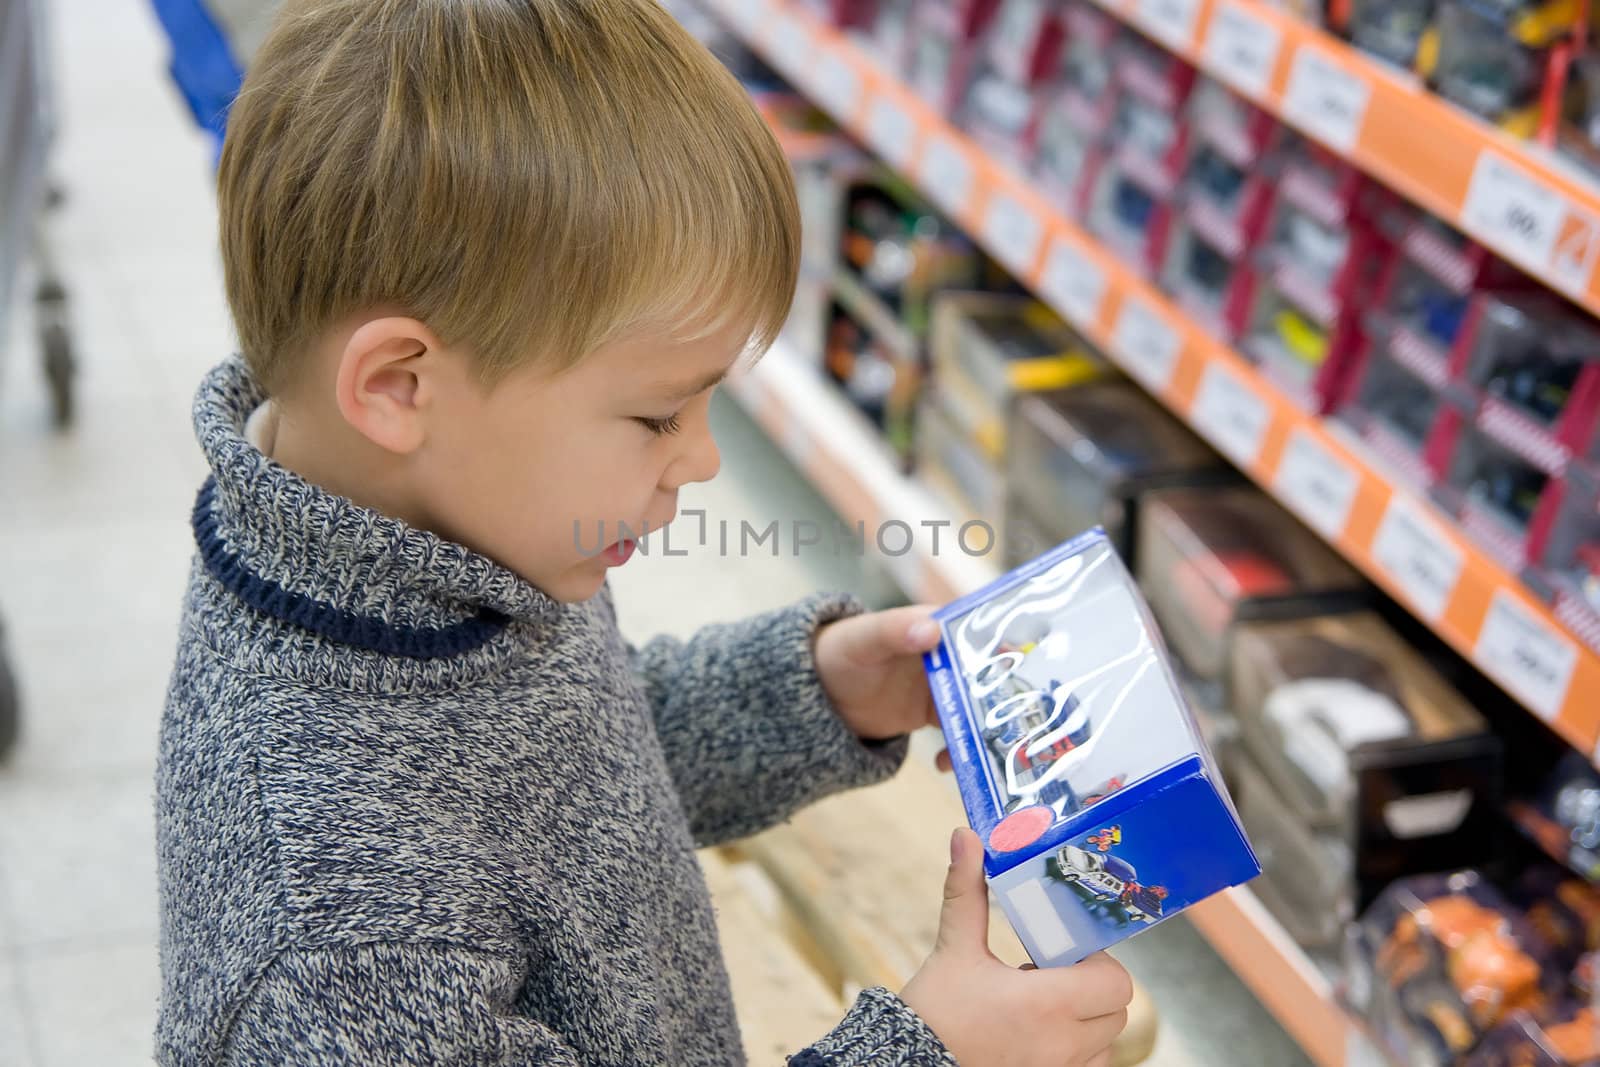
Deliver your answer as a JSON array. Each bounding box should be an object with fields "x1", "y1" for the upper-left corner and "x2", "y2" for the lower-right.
[
  {"x1": 1344, "y1": 871, "x2": 1559, "y2": 1067},
  {"x1": 923, "y1": 529, "x2": 1261, "y2": 967},
  {"x1": 1466, "y1": 1003, "x2": 1600, "y2": 1067},
  {"x1": 1510, "y1": 751, "x2": 1600, "y2": 883}
]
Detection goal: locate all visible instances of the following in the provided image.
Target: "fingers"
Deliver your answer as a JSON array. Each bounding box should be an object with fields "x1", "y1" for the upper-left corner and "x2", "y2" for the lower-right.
[
  {"x1": 1082, "y1": 1047, "x2": 1114, "y2": 1067},
  {"x1": 935, "y1": 748, "x2": 953, "y2": 773},
  {"x1": 1037, "y1": 953, "x2": 1135, "y2": 1019},
  {"x1": 935, "y1": 828, "x2": 991, "y2": 957},
  {"x1": 1074, "y1": 1009, "x2": 1128, "y2": 1061}
]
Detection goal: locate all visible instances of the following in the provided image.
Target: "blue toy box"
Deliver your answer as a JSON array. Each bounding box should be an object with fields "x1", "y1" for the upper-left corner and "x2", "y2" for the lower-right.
[{"x1": 923, "y1": 528, "x2": 1261, "y2": 966}]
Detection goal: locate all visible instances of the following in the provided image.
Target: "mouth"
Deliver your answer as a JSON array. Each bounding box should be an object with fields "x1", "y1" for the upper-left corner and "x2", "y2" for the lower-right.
[{"x1": 600, "y1": 539, "x2": 636, "y2": 567}]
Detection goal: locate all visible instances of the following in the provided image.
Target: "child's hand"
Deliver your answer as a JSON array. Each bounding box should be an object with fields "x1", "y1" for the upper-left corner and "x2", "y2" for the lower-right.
[
  {"x1": 814, "y1": 605, "x2": 944, "y2": 741},
  {"x1": 901, "y1": 829, "x2": 1133, "y2": 1067}
]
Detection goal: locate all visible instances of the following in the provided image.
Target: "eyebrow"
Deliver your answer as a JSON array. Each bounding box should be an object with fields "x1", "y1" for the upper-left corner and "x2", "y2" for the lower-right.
[{"x1": 654, "y1": 367, "x2": 730, "y2": 402}]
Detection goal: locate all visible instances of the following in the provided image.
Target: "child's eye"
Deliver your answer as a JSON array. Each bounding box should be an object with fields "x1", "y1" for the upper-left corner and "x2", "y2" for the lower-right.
[{"x1": 634, "y1": 413, "x2": 682, "y2": 436}]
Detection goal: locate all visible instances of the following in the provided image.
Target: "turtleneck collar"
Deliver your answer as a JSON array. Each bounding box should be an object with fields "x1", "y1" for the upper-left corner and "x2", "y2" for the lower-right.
[{"x1": 189, "y1": 358, "x2": 560, "y2": 671}]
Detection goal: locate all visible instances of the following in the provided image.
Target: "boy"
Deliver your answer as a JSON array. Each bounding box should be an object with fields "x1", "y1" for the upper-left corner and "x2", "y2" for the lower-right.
[{"x1": 156, "y1": 2, "x2": 1133, "y2": 1064}]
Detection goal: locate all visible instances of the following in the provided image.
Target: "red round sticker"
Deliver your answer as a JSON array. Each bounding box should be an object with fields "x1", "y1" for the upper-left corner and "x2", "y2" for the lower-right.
[{"x1": 988, "y1": 806, "x2": 1054, "y2": 853}]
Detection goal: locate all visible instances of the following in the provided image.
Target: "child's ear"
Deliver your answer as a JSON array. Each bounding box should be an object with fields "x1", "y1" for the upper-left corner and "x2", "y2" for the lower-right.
[{"x1": 333, "y1": 316, "x2": 444, "y2": 455}]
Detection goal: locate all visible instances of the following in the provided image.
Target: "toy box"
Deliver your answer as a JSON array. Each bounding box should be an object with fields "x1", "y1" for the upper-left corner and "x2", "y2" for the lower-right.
[
  {"x1": 1345, "y1": 871, "x2": 1558, "y2": 1067},
  {"x1": 1431, "y1": 410, "x2": 1569, "y2": 570},
  {"x1": 1424, "y1": 0, "x2": 1583, "y2": 141},
  {"x1": 1346, "y1": 0, "x2": 1438, "y2": 68},
  {"x1": 1003, "y1": 381, "x2": 1233, "y2": 563},
  {"x1": 1135, "y1": 486, "x2": 1368, "y2": 683},
  {"x1": 1466, "y1": 1003, "x2": 1600, "y2": 1067},
  {"x1": 917, "y1": 387, "x2": 1006, "y2": 521},
  {"x1": 905, "y1": 0, "x2": 1001, "y2": 116},
  {"x1": 928, "y1": 293, "x2": 1105, "y2": 461},
  {"x1": 1027, "y1": 2, "x2": 1118, "y2": 211},
  {"x1": 1340, "y1": 336, "x2": 1453, "y2": 488},
  {"x1": 960, "y1": 0, "x2": 1066, "y2": 164},
  {"x1": 1229, "y1": 612, "x2": 1501, "y2": 917},
  {"x1": 1533, "y1": 469, "x2": 1600, "y2": 656},
  {"x1": 923, "y1": 529, "x2": 1260, "y2": 967},
  {"x1": 1511, "y1": 751, "x2": 1600, "y2": 883}
]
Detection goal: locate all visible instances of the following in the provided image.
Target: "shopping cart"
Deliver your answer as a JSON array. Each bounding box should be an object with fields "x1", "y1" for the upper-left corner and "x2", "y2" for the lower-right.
[{"x1": 0, "y1": 0, "x2": 79, "y2": 757}]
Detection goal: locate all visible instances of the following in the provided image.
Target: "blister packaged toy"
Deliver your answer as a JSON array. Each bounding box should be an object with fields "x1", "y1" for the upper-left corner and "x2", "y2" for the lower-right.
[
  {"x1": 1561, "y1": 54, "x2": 1600, "y2": 177},
  {"x1": 960, "y1": 0, "x2": 1066, "y2": 163},
  {"x1": 1433, "y1": 412, "x2": 1565, "y2": 569},
  {"x1": 1424, "y1": 0, "x2": 1582, "y2": 140},
  {"x1": 1135, "y1": 487, "x2": 1367, "y2": 682},
  {"x1": 1511, "y1": 751, "x2": 1600, "y2": 883},
  {"x1": 1087, "y1": 159, "x2": 1176, "y2": 280},
  {"x1": 1466, "y1": 1002, "x2": 1600, "y2": 1066},
  {"x1": 1515, "y1": 867, "x2": 1600, "y2": 967},
  {"x1": 1029, "y1": 2, "x2": 1118, "y2": 212},
  {"x1": 923, "y1": 529, "x2": 1261, "y2": 967},
  {"x1": 1534, "y1": 472, "x2": 1600, "y2": 657},
  {"x1": 1348, "y1": 0, "x2": 1439, "y2": 68},
  {"x1": 1342, "y1": 339, "x2": 1451, "y2": 487},
  {"x1": 1345, "y1": 872, "x2": 1558, "y2": 1067},
  {"x1": 1003, "y1": 381, "x2": 1233, "y2": 563},
  {"x1": 905, "y1": 0, "x2": 1001, "y2": 116}
]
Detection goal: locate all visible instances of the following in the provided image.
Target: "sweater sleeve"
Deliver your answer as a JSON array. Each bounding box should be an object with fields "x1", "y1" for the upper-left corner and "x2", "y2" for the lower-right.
[
  {"x1": 217, "y1": 942, "x2": 581, "y2": 1066},
  {"x1": 623, "y1": 591, "x2": 909, "y2": 846},
  {"x1": 790, "y1": 988, "x2": 959, "y2": 1066}
]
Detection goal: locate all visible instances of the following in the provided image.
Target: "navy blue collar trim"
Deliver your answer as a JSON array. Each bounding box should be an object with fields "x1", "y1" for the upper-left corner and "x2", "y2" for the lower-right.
[{"x1": 191, "y1": 477, "x2": 510, "y2": 660}]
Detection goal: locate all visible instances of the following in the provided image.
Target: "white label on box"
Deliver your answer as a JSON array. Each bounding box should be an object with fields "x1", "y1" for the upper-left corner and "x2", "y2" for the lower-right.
[
  {"x1": 813, "y1": 51, "x2": 863, "y2": 121},
  {"x1": 1461, "y1": 152, "x2": 1598, "y2": 293},
  {"x1": 1134, "y1": 0, "x2": 1202, "y2": 51},
  {"x1": 1202, "y1": 3, "x2": 1282, "y2": 100},
  {"x1": 1281, "y1": 48, "x2": 1371, "y2": 153},
  {"x1": 982, "y1": 194, "x2": 1044, "y2": 276},
  {"x1": 768, "y1": 14, "x2": 815, "y2": 78},
  {"x1": 866, "y1": 98, "x2": 919, "y2": 170},
  {"x1": 922, "y1": 136, "x2": 975, "y2": 216},
  {"x1": 1274, "y1": 429, "x2": 1358, "y2": 539},
  {"x1": 1475, "y1": 590, "x2": 1578, "y2": 721},
  {"x1": 1191, "y1": 364, "x2": 1271, "y2": 467},
  {"x1": 1004, "y1": 879, "x2": 1076, "y2": 961},
  {"x1": 1371, "y1": 497, "x2": 1464, "y2": 622},
  {"x1": 1040, "y1": 241, "x2": 1108, "y2": 327},
  {"x1": 1111, "y1": 298, "x2": 1182, "y2": 393}
]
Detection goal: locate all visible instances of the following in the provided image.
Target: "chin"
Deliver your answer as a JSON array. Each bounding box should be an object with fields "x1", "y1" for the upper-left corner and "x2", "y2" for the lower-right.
[{"x1": 538, "y1": 566, "x2": 609, "y2": 604}]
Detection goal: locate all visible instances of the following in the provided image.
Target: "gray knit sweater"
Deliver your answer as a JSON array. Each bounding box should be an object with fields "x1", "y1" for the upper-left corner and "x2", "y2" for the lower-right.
[{"x1": 155, "y1": 358, "x2": 958, "y2": 1066}]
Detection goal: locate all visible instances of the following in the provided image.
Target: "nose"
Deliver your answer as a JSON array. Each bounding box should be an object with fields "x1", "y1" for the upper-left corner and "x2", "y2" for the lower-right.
[{"x1": 662, "y1": 424, "x2": 721, "y2": 490}]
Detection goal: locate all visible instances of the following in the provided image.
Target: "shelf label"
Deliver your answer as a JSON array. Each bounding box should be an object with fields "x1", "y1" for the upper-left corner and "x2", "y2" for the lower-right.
[
  {"x1": 1203, "y1": 3, "x2": 1282, "y2": 100},
  {"x1": 983, "y1": 194, "x2": 1044, "y2": 276},
  {"x1": 1461, "y1": 152, "x2": 1600, "y2": 295},
  {"x1": 1133, "y1": 0, "x2": 1202, "y2": 51},
  {"x1": 1191, "y1": 364, "x2": 1271, "y2": 468},
  {"x1": 1475, "y1": 590, "x2": 1578, "y2": 722},
  {"x1": 1110, "y1": 298, "x2": 1182, "y2": 394},
  {"x1": 1372, "y1": 496, "x2": 1463, "y2": 622},
  {"x1": 813, "y1": 51, "x2": 863, "y2": 121},
  {"x1": 866, "y1": 97, "x2": 919, "y2": 170},
  {"x1": 922, "y1": 135, "x2": 975, "y2": 217},
  {"x1": 768, "y1": 14, "x2": 815, "y2": 78},
  {"x1": 1040, "y1": 241, "x2": 1108, "y2": 327},
  {"x1": 1281, "y1": 47, "x2": 1371, "y2": 153},
  {"x1": 1274, "y1": 428, "x2": 1358, "y2": 539}
]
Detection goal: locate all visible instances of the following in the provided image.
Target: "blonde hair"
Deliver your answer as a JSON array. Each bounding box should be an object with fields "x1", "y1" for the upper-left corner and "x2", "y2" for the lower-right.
[{"x1": 218, "y1": 0, "x2": 800, "y2": 394}]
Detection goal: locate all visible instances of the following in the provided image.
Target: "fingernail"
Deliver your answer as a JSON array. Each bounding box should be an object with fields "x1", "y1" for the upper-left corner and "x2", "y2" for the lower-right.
[
  {"x1": 950, "y1": 828, "x2": 966, "y2": 863},
  {"x1": 909, "y1": 619, "x2": 939, "y2": 646}
]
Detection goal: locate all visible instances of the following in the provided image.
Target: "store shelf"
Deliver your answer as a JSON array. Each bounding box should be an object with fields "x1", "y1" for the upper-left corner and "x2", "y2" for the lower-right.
[
  {"x1": 728, "y1": 339, "x2": 1366, "y2": 1067},
  {"x1": 709, "y1": 0, "x2": 1600, "y2": 762}
]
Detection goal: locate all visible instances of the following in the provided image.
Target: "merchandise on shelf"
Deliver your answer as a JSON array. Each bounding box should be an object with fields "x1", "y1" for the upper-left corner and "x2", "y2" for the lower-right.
[
  {"x1": 918, "y1": 386, "x2": 1007, "y2": 520},
  {"x1": 1029, "y1": 2, "x2": 1120, "y2": 213},
  {"x1": 1465, "y1": 1002, "x2": 1600, "y2": 1067},
  {"x1": 1228, "y1": 612, "x2": 1502, "y2": 939},
  {"x1": 960, "y1": 0, "x2": 1067, "y2": 164},
  {"x1": 1105, "y1": 30, "x2": 1197, "y2": 196},
  {"x1": 1345, "y1": 872, "x2": 1558, "y2": 1067},
  {"x1": 1560, "y1": 53, "x2": 1600, "y2": 176},
  {"x1": 823, "y1": 300, "x2": 922, "y2": 460},
  {"x1": 1244, "y1": 138, "x2": 1392, "y2": 413},
  {"x1": 1431, "y1": 410, "x2": 1568, "y2": 569},
  {"x1": 1346, "y1": 0, "x2": 1439, "y2": 68},
  {"x1": 1511, "y1": 751, "x2": 1600, "y2": 882},
  {"x1": 1342, "y1": 337, "x2": 1453, "y2": 487},
  {"x1": 928, "y1": 292, "x2": 1105, "y2": 460},
  {"x1": 1087, "y1": 158, "x2": 1177, "y2": 280},
  {"x1": 1515, "y1": 867, "x2": 1600, "y2": 967},
  {"x1": 1135, "y1": 486, "x2": 1368, "y2": 684},
  {"x1": 1534, "y1": 469, "x2": 1600, "y2": 655},
  {"x1": 1421, "y1": 0, "x2": 1585, "y2": 140},
  {"x1": 861, "y1": 0, "x2": 916, "y2": 72},
  {"x1": 904, "y1": 0, "x2": 1001, "y2": 116},
  {"x1": 924, "y1": 529, "x2": 1260, "y2": 967},
  {"x1": 1002, "y1": 380, "x2": 1234, "y2": 565}
]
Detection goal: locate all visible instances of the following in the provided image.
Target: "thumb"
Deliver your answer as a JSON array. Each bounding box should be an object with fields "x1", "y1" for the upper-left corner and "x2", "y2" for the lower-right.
[{"x1": 936, "y1": 828, "x2": 991, "y2": 957}]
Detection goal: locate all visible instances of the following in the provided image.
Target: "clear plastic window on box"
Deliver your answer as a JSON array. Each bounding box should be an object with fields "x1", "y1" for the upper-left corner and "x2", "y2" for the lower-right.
[{"x1": 1135, "y1": 488, "x2": 1366, "y2": 681}]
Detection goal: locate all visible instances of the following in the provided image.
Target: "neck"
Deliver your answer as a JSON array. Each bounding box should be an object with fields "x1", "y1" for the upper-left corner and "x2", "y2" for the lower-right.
[{"x1": 269, "y1": 400, "x2": 436, "y2": 533}]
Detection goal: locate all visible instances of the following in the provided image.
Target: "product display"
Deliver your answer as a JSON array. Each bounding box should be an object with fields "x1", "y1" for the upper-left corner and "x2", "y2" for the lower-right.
[
  {"x1": 823, "y1": 300, "x2": 921, "y2": 460},
  {"x1": 960, "y1": 0, "x2": 1065, "y2": 163},
  {"x1": 1512, "y1": 752, "x2": 1600, "y2": 882},
  {"x1": 1029, "y1": 2, "x2": 1117, "y2": 211},
  {"x1": 924, "y1": 529, "x2": 1261, "y2": 966},
  {"x1": 1347, "y1": 0, "x2": 1438, "y2": 68},
  {"x1": 1135, "y1": 486, "x2": 1367, "y2": 682},
  {"x1": 1346, "y1": 872, "x2": 1555, "y2": 1067},
  {"x1": 1229, "y1": 613, "x2": 1501, "y2": 939},
  {"x1": 1422, "y1": 0, "x2": 1584, "y2": 139},
  {"x1": 917, "y1": 387, "x2": 1007, "y2": 521},
  {"x1": 1466, "y1": 1002, "x2": 1600, "y2": 1067},
  {"x1": 1003, "y1": 380, "x2": 1233, "y2": 564}
]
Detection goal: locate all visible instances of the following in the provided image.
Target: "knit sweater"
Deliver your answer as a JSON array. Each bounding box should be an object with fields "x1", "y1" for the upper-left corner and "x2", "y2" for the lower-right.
[{"x1": 154, "y1": 358, "x2": 958, "y2": 1066}]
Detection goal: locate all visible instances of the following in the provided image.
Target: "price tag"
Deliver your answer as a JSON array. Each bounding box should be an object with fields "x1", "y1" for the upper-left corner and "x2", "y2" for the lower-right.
[
  {"x1": 1461, "y1": 152, "x2": 1598, "y2": 293},
  {"x1": 1133, "y1": 0, "x2": 1202, "y2": 51},
  {"x1": 982, "y1": 194, "x2": 1044, "y2": 276},
  {"x1": 1111, "y1": 298, "x2": 1182, "y2": 394},
  {"x1": 1281, "y1": 47, "x2": 1371, "y2": 152},
  {"x1": 1040, "y1": 241, "x2": 1107, "y2": 326},
  {"x1": 1202, "y1": 3, "x2": 1282, "y2": 100},
  {"x1": 922, "y1": 136, "x2": 975, "y2": 216},
  {"x1": 1191, "y1": 364, "x2": 1271, "y2": 468},
  {"x1": 768, "y1": 14, "x2": 815, "y2": 79},
  {"x1": 1372, "y1": 497, "x2": 1464, "y2": 622},
  {"x1": 813, "y1": 51, "x2": 863, "y2": 121},
  {"x1": 1475, "y1": 590, "x2": 1578, "y2": 721},
  {"x1": 866, "y1": 98, "x2": 919, "y2": 170},
  {"x1": 1273, "y1": 428, "x2": 1359, "y2": 539}
]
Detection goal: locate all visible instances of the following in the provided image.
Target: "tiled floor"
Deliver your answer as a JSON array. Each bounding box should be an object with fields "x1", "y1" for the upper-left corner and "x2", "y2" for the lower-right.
[{"x1": 0, "y1": 3, "x2": 1307, "y2": 1065}]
